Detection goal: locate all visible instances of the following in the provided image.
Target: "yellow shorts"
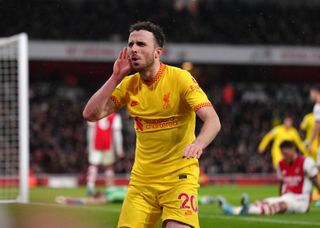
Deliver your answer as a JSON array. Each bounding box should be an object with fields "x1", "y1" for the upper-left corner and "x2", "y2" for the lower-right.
[{"x1": 118, "y1": 165, "x2": 200, "y2": 228}]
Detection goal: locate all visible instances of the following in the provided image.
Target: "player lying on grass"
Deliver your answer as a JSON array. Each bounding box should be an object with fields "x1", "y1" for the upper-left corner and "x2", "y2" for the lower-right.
[
  {"x1": 55, "y1": 186, "x2": 128, "y2": 205},
  {"x1": 218, "y1": 140, "x2": 320, "y2": 215},
  {"x1": 55, "y1": 186, "x2": 214, "y2": 206}
]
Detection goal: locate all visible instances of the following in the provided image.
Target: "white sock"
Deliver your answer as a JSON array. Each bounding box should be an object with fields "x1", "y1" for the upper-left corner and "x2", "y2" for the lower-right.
[
  {"x1": 248, "y1": 204, "x2": 263, "y2": 215},
  {"x1": 87, "y1": 165, "x2": 98, "y2": 190},
  {"x1": 105, "y1": 169, "x2": 114, "y2": 187},
  {"x1": 233, "y1": 206, "x2": 242, "y2": 215},
  {"x1": 248, "y1": 201, "x2": 282, "y2": 215}
]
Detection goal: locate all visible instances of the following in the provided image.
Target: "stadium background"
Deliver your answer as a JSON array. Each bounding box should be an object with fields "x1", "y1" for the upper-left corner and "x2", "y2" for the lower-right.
[
  {"x1": 1, "y1": 0, "x2": 320, "y2": 227},
  {"x1": 2, "y1": 0, "x2": 318, "y2": 175}
]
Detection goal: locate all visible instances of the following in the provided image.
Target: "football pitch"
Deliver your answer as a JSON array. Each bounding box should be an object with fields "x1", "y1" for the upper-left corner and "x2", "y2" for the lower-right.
[{"x1": 7, "y1": 185, "x2": 320, "y2": 228}]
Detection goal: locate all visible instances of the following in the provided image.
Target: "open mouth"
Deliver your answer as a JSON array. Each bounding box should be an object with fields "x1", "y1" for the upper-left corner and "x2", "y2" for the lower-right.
[{"x1": 131, "y1": 57, "x2": 139, "y2": 61}]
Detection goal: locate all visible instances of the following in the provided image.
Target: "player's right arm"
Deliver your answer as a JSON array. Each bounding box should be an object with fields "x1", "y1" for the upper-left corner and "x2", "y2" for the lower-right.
[
  {"x1": 83, "y1": 48, "x2": 131, "y2": 121},
  {"x1": 258, "y1": 128, "x2": 277, "y2": 153}
]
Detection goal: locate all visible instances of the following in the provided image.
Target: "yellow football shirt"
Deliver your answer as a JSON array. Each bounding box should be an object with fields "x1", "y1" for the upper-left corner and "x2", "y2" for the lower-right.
[
  {"x1": 111, "y1": 63, "x2": 212, "y2": 183},
  {"x1": 300, "y1": 113, "x2": 318, "y2": 160},
  {"x1": 258, "y1": 124, "x2": 307, "y2": 168}
]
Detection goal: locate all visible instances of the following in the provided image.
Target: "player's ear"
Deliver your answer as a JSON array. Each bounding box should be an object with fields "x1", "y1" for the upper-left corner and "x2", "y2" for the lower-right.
[{"x1": 155, "y1": 47, "x2": 163, "y2": 59}]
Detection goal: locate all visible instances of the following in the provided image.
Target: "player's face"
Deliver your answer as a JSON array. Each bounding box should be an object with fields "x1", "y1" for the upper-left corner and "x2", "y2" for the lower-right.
[
  {"x1": 283, "y1": 117, "x2": 293, "y2": 128},
  {"x1": 281, "y1": 148, "x2": 296, "y2": 163},
  {"x1": 310, "y1": 89, "x2": 318, "y2": 103},
  {"x1": 128, "y1": 30, "x2": 162, "y2": 72}
]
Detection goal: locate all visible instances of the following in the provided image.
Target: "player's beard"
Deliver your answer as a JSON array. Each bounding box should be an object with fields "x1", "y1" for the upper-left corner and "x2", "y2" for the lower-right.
[{"x1": 131, "y1": 52, "x2": 155, "y2": 73}]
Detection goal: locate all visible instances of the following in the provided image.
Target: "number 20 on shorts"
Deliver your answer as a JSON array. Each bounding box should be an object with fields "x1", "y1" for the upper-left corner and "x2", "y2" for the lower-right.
[{"x1": 178, "y1": 193, "x2": 198, "y2": 212}]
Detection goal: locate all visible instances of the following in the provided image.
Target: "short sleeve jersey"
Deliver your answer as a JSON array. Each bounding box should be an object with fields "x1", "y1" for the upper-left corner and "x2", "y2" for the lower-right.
[{"x1": 111, "y1": 64, "x2": 212, "y2": 183}]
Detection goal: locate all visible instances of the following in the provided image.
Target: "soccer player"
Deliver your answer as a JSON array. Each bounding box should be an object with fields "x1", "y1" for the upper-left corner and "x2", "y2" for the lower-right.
[
  {"x1": 218, "y1": 140, "x2": 320, "y2": 216},
  {"x1": 86, "y1": 113, "x2": 124, "y2": 195},
  {"x1": 307, "y1": 84, "x2": 320, "y2": 168},
  {"x1": 55, "y1": 186, "x2": 128, "y2": 205},
  {"x1": 301, "y1": 112, "x2": 320, "y2": 201},
  {"x1": 301, "y1": 112, "x2": 318, "y2": 160},
  {"x1": 83, "y1": 21, "x2": 221, "y2": 228},
  {"x1": 258, "y1": 115, "x2": 306, "y2": 169}
]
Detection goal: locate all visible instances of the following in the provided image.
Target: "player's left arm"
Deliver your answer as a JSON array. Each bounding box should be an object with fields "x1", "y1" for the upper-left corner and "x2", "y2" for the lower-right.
[
  {"x1": 276, "y1": 167, "x2": 283, "y2": 196},
  {"x1": 279, "y1": 181, "x2": 283, "y2": 196},
  {"x1": 183, "y1": 106, "x2": 221, "y2": 158}
]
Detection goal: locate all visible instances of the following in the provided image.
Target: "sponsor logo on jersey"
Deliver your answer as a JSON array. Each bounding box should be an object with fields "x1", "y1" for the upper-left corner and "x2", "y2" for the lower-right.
[
  {"x1": 283, "y1": 176, "x2": 302, "y2": 186},
  {"x1": 134, "y1": 117, "x2": 179, "y2": 131},
  {"x1": 145, "y1": 117, "x2": 178, "y2": 130},
  {"x1": 134, "y1": 117, "x2": 144, "y2": 131}
]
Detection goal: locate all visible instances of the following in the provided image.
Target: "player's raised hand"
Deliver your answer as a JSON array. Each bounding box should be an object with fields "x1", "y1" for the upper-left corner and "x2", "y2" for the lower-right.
[
  {"x1": 183, "y1": 143, "x2": 203, "y2": 159},
  {"x1": 112, "y1": 48, "x2": 132, "y2": 83}
]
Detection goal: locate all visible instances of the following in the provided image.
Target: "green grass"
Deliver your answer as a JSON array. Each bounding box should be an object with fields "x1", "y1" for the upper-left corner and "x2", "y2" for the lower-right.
[{"x1": 6, "y1": 185, "x2": 320, "y2": 228}]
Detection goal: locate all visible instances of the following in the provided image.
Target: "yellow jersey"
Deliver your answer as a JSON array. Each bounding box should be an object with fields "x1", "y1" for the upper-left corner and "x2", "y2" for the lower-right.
[
  {"x1": 258, "y1": 124, "x2": 307, "y2": 168},
  {"x1": 300, "y1": 113, "x2": 318, "y2": 160},
  {"x1": 111, "y1": 63, "x2": 212, "y2": 184}
]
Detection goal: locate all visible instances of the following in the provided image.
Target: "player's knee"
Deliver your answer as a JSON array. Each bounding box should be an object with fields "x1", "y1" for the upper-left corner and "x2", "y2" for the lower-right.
[
  {"x1": 279, "y1": 202, "x2": 288, "y2": 213},
  {"x1": 163, "y1": 220, "x2": 192, "y2": 228}
]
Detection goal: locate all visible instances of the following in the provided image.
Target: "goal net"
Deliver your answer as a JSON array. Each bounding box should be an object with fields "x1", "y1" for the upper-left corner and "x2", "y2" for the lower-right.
[{"x1": 0, "y1": 34, "x2": 29, "y2": 203}]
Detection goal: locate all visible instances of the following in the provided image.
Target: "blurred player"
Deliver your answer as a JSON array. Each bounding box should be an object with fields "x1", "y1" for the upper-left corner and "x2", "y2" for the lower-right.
[
  {"x1": 301, "y1": 112, "x2": 320, "y2": 201},
  {"x1": 258, "y1": 115, "x2": 306, "y2": 169},
  {"x1": 306, "y1": 85, "x2": 320, "y2": 201},
  {"x1": 56, "y1": 186, "x2": 128, "y2": 205},
  {"x1": 307, "y1": 84, "x2": 320, "y2": 168},
  {"x1": 83, "y1": 21, "x2": 220, "y2": 228},
  {"x1": 86, "y1": 113, "x2": 124, "y2": 195},
  {"x1": 301, "y1": 112, "x2": 318, "y2": 160},
  {"x1": 218, "y1": 141, "x2": 320, "y2": 216}
]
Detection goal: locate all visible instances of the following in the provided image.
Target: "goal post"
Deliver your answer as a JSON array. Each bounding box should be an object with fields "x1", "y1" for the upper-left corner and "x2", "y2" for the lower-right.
[{"x1": 0, "y1": 33, "x2": 29, "y2": 203}]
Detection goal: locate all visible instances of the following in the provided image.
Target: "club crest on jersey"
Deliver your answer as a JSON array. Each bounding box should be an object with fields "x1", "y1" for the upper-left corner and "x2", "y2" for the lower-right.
[
  {"x1": 130, "y1": 100, "x2": 139, "y2": 107},
  {"x1": 163, "y1": 92, "x2": 171, "y2": 109}
]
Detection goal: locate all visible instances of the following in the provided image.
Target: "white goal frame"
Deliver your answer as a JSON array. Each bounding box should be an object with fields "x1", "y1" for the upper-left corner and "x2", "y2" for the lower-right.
[{"x1": 0, "y1": 33, "x2": 29, "y2": 203}]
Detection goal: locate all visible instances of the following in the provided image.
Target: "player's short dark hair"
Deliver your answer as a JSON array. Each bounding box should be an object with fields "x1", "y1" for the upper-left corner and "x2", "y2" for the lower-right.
[
  {"x1": 129, "y1": 21, "x2": 165, "y2": 47},
  {"x1": 311, "y1": 84, "x2": 320, "y2": 93},
  {"x1": 280, "y1": 140, "x2": 296, "y2": 150},
  {"x1": 283, "y1": 114, "x2": 293, "y2": 120}
]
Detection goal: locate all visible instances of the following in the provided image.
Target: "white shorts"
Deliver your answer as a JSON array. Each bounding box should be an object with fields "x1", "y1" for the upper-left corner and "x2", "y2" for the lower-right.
[
  {"x1": 89, "y1": 149, "x2": 115, "y2": 166},
  {"x1": 262, "y1": 193, "x2": 310, "y2": 213}
]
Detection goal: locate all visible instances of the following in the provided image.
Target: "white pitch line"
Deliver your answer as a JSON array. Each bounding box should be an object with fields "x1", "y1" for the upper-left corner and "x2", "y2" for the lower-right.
[
  {"x1": 27, "y1": 202, "x2": 120, "y2": 213},
  {"x1": 26, "y1": 202, "x2": 320, "y2": 227},
  {"x1": 201, "y1": 214, "x2": 320, "y2": 227}
]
